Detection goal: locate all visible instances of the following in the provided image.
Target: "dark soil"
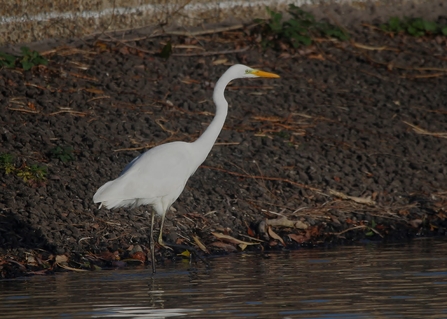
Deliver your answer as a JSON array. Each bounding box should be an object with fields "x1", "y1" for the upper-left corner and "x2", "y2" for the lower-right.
[{"x1": 1, "y1": 20, "x2": 447, "y2": 278}]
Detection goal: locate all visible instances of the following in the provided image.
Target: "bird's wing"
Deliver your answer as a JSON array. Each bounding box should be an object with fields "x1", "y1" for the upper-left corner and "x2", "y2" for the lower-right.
[
  {"x1": 119, "y1": 153, "x2": 141, "y2": 177},
  {"x1": 93, "y1": 142, "x2": 194, "y2": 205}
]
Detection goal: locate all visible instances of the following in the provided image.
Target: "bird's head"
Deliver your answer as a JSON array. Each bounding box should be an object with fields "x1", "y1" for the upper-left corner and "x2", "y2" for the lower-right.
[{"x1": 230, "y1": 64, "x2": 280, "y2": 79}]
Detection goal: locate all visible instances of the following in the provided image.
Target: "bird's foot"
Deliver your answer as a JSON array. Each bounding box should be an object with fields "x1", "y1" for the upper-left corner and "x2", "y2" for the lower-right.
[{"x1": 158, "y1": 238, "x2": 174, "y2": 250}]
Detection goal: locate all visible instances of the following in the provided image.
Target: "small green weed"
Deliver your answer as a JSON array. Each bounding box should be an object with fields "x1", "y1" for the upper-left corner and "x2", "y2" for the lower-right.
[
  {"x1": 365, "y1": 219, "x2": 376, "y2": 236},
  {"x1": 0, "y1": 153, "x2": 47, "y2": 187},
  {"x1": 256, "y1": 5, "x2": 349, "y2": 49},
  {"x1": 50, "y1": 145, "x2": 75, "y2": 163},
  {"x1": 19, "y1": 47, "x2": 48, "y2": 70},
  {"x1": 0, "y1": 52, "x2": 17, "y2": 68},
  {"x1": 380, "y1": 17, "x2": 447, "y2": 37},
  {"x1": 16, "y1": 164, "x2": 47, "y2": 183},
  {"x1": 0, "y1": 46, "x2": 48, "y2": 70},
  {"x1": 0, "y1": 153, "x2": 15, "y2": 174},
  {"x1": 364, "y1": 220, "x2": 383, "y2": 237},
  {"x1": 160, "y1": 41, "x2": 173, "y2": 59}
]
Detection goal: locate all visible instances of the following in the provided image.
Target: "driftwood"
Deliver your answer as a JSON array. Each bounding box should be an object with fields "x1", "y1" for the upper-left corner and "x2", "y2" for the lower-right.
[{"x1": 265, "y1": 216, "x2": 308, "y2": 230}]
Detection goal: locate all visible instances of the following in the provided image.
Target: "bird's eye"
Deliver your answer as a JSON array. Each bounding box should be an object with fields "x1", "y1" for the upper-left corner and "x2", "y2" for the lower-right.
[{"x1": 245, "y1": 69, "x2": 251, "y2": 74}]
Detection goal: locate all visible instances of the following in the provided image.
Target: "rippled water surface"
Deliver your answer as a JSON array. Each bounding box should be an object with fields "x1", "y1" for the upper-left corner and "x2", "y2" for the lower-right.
[{"x1": 1, "y1": 238, "x2": 447, "y2": 318}]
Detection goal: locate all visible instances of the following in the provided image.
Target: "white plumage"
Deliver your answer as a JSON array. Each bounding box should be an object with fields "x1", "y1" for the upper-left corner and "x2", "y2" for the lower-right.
[
  {"x1": 94, "y1": 142, "x2": 194, "y2": 211},
  {"x1": 93, "y1": 64, "x2": 279, "y2": 272}
]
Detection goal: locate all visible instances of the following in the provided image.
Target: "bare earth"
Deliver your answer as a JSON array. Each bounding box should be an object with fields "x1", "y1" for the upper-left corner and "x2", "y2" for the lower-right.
[{"x1": 1, "y1": 17, "x2": 447, "y2": 278}]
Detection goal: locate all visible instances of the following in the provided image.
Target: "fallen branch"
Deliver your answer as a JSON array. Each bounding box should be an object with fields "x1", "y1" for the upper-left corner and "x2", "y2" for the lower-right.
[
  {"x1": 403, "y1": 72, "x2": 447, "y2": 79},
  {"x1": 214, "y1": 142, "x2": 240, "y2": 146},
  {"x1": 238, "y1": 233, "x2": 265, "y2": 242},
  {"x1": 172, "y1": 47, "x2": 250, "y2": 57},
  {"x1": 403, "y1": 121, "x2": 447, "y2": 138},
  {"x1": 211, "y1": 232, "x2": 259, "y2": 250},
  {"x1": 167, "y1": 24, "x2": 244, "y2": 37},
  {"x1": 87, "y1": 96, "x2": 111, "y2": 103},
  {"x1": 365, "y1": 54, "x2": 447, "y2": 73},
  {"x1": 192, "y1": 235, "x2": 209, "y2": 254},
  {"x1": 68, "y1": 72, "x2": 98, "y2": 82},
  {"x1": 334, "y1": 225, "x2": 367, "y2": 236},
  {"x1": 7, "y1": 108, "x2": 39, "y2": 114},
  {"x1": 329, "y1": 189, "x2": 376, "y2": 206},
  {"x1": 48, "y1": 110, "x2": 89, "y2": 116},
  {"x1": 351, "y1": 41, "x2": 397, "y2": 51},
  {"x1": 25, "y1": 82, "x2": 53, "y2": 91},
  {"x1": 334, "y1": 225, "x2": 383, "y2": 238}
]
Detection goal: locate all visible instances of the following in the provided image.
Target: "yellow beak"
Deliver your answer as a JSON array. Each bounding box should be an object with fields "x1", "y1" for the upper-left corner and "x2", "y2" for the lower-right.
[{"x1": 252, "y1": 69, "x2": 280, "y2": 78}]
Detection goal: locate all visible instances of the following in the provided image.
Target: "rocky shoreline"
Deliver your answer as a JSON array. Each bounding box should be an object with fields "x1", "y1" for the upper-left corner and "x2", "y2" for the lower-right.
[{"x1": 1, "y1": 18, "x2": 447, "y2": 278}]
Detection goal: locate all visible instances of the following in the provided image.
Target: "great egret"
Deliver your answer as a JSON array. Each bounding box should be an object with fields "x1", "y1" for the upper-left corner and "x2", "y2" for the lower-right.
[{"x1": 93, "y1": 64, "x2": 279, "y2": 272}]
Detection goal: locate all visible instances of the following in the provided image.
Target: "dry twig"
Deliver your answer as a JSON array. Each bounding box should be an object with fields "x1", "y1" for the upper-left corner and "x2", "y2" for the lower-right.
[
  {"x1": 167, "y1": 24, "x2": 244, "y2": 37},
  {"x1": 403, "y1": 121, "x2": 447, "y2": 139},
  {"x1": 329, "y1": 189, "x2": 376, "y2": 206},
  {"x1": 172, "y1": 47, "x2": 250, "y2": 57}
]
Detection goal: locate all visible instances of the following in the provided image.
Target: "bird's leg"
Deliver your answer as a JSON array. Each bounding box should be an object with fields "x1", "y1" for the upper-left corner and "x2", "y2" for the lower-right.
[
  {"x1": 150, "y1": 210, "x2": 156, "y2": 273},
  {"x1": 158, "y1": 212, "x2": 173, "y2": 250}
]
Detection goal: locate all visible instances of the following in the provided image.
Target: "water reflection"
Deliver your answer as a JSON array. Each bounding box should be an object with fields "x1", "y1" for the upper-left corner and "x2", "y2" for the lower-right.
[{"x1": 1, "y1": 238, "x2": 447, "y2": 318}]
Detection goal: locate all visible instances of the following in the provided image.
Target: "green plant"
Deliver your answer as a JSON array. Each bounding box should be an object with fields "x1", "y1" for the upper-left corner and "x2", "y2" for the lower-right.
[
  {"x1": 380, "y1": 17, "x2": 447, "y2": 37},
  {"x1": 264, "y1": 7, "x2": 283, "y2": 35},
  {"x1": 50, "y1": 145, "x2": 75, "y2": 163},
  {"x1": 160, "y1": 41, "x2": 172, "y2": 59},
  {"x1": 16, "y1": 164, "x2": 47, "y2": 184},
  {"x1": 365, "y1": 220, "x2": 383, "y2": 237},
  {"x1": 0, "y1": 153, "x2": 47, "y2": 186},
  {"x1": 19, "y1": 47, "x2": 48, "y2": 70},
  {"x1": 0, "y1": 46, "x2": 48, "y2": 70},
  {"x1": 0, "y1": 52, "x2": 16, "y2": 68},
  {"x1": 29, "y1": 164, "x2": 47, "y2": 182},
  {"x1": 0, "y1": 153, "x2": 15, "y2": 174},
  {"x1": 257, "y1": 5, "x2": 349, "y2": 48}
]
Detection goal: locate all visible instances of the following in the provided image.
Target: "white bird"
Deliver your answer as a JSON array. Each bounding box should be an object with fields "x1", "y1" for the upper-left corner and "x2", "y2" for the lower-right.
[{"x1": 93, "y1": 64, "x2": 279, "y2": 272}]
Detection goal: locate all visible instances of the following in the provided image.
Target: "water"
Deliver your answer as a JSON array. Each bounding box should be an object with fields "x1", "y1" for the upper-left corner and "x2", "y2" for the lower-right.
[{"x1": 1, "y1": 238, "x2": 447, "y2": 318}]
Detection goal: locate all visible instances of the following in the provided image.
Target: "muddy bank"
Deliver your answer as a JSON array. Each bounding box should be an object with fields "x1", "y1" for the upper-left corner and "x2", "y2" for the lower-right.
[{"x1": 1, "y1": 18, "x2": 447, "y2": 278}]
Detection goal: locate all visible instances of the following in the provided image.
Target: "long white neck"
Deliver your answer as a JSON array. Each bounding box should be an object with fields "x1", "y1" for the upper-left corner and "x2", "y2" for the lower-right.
[{"x1": 191, "y1": 70, "x2": 235, "y2": 166}]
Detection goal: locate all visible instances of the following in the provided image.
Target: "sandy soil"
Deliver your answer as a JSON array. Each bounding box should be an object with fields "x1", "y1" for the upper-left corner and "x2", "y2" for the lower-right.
[{"x1": 1, "y1": 16, "x2": 447, "y2": 278}]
